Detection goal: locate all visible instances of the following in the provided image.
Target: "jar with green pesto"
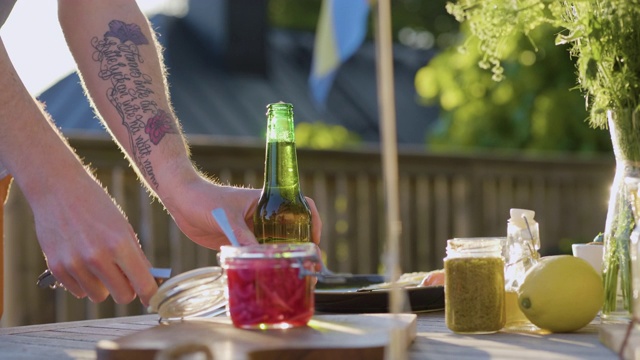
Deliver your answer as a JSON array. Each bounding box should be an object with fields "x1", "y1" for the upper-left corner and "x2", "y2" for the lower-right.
[{"x1": 444, "y1": 237, "x2": 506, "y2": 334}]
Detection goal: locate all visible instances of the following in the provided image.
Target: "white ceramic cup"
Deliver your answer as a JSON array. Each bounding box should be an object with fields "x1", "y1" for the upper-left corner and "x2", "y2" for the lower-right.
[{"x1": 572, "y1": 243, "x2": 604, "y2": 274}]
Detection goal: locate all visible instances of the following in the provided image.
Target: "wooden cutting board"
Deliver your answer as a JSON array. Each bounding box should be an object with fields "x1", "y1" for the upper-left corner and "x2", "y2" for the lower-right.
[
  {"x1": 599, "y1": 323, "x2": 638, "y2": 359},
  {"x1": 96, "y1": 313, "x2": 417, "y2": 360}
]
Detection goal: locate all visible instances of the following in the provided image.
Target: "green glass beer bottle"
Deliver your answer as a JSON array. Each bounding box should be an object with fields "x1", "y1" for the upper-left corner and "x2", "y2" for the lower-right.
[{"x1": 253, "y1": 102, "x2": 312, "y2": 244}]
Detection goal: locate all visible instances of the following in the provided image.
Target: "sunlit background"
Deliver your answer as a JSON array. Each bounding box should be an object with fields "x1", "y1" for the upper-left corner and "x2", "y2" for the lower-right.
[
  {"x1": 3, "y1": 0, "x2": 612, "y2": 154},
  {"x1": 1, "y1": 0, "x2": 183, "y2": 95}
]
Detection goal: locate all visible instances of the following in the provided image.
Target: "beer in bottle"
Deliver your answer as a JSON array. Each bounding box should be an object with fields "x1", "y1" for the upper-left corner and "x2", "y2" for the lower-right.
[{"x1": 253, "y1": 102, "x2": 312, "y2": 244}]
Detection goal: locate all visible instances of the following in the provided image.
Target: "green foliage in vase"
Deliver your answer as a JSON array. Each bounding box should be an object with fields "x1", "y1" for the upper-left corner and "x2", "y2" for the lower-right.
[
  {"x1": 416, "y1": 23, "x2": 612, "y2": 153},
  {"x1": 445, "y1": 0, "x2": 640, "y2": 319},
  {"x1": 445, "y1": 0, "x2": 640, "y2": 131}
]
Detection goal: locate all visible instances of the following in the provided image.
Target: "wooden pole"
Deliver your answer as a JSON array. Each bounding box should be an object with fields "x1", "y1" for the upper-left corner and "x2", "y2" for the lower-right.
[{"x1": 373, "y1": 0, "x2": 407, "y2": 358}]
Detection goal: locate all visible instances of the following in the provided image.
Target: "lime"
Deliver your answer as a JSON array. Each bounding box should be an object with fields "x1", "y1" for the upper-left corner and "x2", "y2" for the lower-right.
[{"x1": 518, "y1": 255, "x2": 604, "y2": 333}]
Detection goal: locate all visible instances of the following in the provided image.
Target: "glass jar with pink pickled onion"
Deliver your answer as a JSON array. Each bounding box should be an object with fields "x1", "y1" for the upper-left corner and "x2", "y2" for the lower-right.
[{"x1": 219, "y1": 243, "x2": 318, "y2": 329}]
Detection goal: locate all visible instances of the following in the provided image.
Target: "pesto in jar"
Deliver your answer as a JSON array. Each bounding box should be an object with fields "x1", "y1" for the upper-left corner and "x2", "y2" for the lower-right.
[{"x1": 445, "y1": 256, "x2": 506, "y2": 334}]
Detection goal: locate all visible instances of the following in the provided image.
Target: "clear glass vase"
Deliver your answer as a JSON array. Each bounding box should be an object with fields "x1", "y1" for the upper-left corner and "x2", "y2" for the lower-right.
[{"x1": 602, "y1": 109, "x2": 640, "y2": 323}]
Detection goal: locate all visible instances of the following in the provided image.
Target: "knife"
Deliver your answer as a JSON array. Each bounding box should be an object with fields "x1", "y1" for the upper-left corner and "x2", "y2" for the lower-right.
[{"x1": 36, "y1": 267, "x2": 172, "y2": 289}]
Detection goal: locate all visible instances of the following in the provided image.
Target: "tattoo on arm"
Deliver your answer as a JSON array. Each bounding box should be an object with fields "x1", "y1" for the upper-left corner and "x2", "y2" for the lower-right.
[{"x1": 90, "y1": 20, "x2": 177, "y2": 190}]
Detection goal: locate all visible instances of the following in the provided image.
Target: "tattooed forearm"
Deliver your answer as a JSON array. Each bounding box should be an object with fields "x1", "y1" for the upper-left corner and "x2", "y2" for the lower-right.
[{"x1": 90, "y1": 20, "x2": 177, "y2": 190}]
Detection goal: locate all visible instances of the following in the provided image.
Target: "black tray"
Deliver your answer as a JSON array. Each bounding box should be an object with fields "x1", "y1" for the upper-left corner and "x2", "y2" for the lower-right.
[{"x1": 314, "y1": 285, "x2": 445, "y2": 313}]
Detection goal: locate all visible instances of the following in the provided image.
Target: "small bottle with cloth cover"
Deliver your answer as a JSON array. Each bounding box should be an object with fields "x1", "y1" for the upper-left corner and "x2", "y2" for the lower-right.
[{"x1": 503, "y1": 208, "x2": 540, "y2": 331}]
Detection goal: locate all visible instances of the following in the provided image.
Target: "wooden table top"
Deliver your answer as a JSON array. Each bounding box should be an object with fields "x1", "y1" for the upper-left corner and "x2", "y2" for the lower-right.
[{"x1": 0, "y1": 311, "x2": 620, "y2": 359}]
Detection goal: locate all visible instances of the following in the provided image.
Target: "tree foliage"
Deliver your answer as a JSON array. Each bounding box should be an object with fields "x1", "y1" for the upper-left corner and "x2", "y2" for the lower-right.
[
  {"x1": 416, "y1": 23, "x2": 612, "y2": 154},
  {"x1": 269, "y1": 0, "x2": 612, "y2": 153}
]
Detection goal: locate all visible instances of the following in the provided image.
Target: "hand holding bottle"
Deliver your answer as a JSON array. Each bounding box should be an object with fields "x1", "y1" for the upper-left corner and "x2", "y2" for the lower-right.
[
  {"x1": 160, "y1": 172, "x2": 322, "y2": 249},
  {"x1": 158, "y1": 102, "x2": 322, "y2": 248}
]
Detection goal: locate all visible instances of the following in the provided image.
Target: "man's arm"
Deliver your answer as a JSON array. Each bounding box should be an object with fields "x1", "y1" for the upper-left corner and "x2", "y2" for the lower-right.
[
  {"x1": 56, "y1": 0, "x2": 253, "y2": 247},
  {"x1": 57, "y1": 0, "x2": 323, "y2": 248},
  {"x1": 58, "y1": 0, "x2": 195, "y2": 196},
  {"x1": 0, "y1": 37, "x2": 157, "y2": 305}
]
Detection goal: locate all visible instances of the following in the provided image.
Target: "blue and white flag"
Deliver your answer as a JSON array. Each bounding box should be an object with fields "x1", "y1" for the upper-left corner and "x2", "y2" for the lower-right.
[{"x1": 309, "y1": 0, "x2": 370, "y2": 108}]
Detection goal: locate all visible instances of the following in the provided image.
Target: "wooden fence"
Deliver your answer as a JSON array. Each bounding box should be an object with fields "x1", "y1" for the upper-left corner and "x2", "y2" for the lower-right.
[{"x1": 1, "y1": 134, "x2": 615, "y2": 327}]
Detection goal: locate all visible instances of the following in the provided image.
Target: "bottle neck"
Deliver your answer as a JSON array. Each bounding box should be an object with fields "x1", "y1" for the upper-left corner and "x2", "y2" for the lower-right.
[
  {"x1": 262, "y1": 103, "x2": 301, "y2": 194},
  {"x1": 263, "y1": 141, "x2": 301, "y2": 190},
  {"x1": 266, "y1": 103, "x2": 295, "y2": 143}
]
